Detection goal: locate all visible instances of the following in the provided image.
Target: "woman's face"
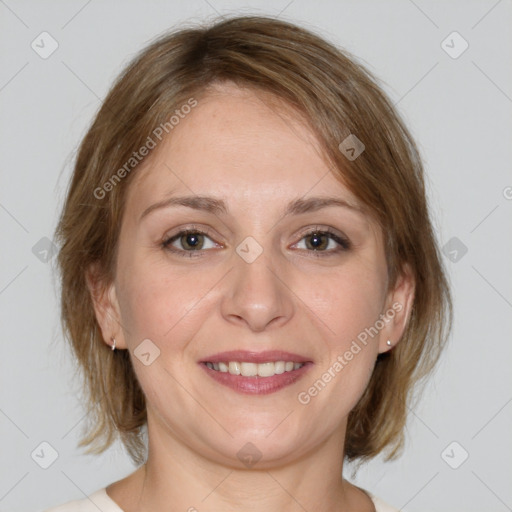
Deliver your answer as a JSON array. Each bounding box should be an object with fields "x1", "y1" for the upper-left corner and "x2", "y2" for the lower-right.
[{"x1": 95, "y1": 83, "x2": 413, "y2": 467}]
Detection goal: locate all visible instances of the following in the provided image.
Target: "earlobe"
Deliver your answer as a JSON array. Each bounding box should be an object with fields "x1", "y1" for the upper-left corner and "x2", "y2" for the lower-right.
[
  {"x1": 378, "y1": 263, "x2": 415, "y2": 354},
  {"x1": 85, "y1": 264, "x2": 126, "y2": 349}
]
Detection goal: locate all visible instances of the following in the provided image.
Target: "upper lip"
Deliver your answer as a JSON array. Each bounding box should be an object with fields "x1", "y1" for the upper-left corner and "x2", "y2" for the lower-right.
[{"x1": 200, "y1": 350, "x2": 312, "y2": 364}]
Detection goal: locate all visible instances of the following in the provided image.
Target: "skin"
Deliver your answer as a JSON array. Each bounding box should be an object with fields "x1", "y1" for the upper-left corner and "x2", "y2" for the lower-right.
[{"x1": 88, "y1": 82, "x2": 415, "y2": 512}]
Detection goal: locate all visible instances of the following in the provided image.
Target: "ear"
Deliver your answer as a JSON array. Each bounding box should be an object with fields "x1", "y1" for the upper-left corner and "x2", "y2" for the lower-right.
[
  {"x1": 85, "y1": 263, "x2": 127, "y2": 350},
  {"x1": 378, "y1": 263, "x2": 415, "y2": 354}
]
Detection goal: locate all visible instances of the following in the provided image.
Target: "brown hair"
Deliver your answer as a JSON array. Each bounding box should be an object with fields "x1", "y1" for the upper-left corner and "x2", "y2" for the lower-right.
[{"x1": 55, "y1": 14, "x2": 452, "y2": 466}]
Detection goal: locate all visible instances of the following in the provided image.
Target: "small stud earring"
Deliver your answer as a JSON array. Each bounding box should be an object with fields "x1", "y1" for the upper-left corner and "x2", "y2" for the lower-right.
[
  {"x1": 110, "y1": 337, "x2": 116, "y2": 351},
  {"x1": 386, "y1": 340, "x2": 392, "y2": 347}
]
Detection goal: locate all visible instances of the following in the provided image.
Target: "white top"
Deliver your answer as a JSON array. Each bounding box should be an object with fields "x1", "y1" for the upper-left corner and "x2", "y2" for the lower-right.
[{"x1": 42, "y1": 487, "x2": 400, "y2": 512}]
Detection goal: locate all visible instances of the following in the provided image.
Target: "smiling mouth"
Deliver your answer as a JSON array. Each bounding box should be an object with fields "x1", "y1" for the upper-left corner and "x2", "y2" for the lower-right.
[{"x1": 203, "y1": 361, "x2": 306, "y2": 377}]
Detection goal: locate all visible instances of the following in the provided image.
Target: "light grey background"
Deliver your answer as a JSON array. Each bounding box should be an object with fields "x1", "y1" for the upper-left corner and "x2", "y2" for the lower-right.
[{"x1": 1, "y1": 1, "x2": 511, "y2": 511}]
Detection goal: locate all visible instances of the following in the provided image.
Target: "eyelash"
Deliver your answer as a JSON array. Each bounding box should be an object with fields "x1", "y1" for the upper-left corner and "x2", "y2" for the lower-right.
[{"x1": 161, "y1": 226, "x2": 351, "y2": 259}]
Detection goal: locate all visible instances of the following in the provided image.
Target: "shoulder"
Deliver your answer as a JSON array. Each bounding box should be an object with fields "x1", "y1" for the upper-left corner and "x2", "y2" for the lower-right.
[
  {"x1": 41, "y1": 486, "x2": 398, "y2": 512},
  {"x1": 368, "y1": 492, "x2": 401, "y2": 512},
  {"x1": 42, "y1": 488, "x2": 124, "y2": 512}
]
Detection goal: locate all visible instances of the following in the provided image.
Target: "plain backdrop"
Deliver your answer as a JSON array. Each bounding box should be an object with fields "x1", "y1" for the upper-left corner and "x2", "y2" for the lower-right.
[{"x1": 1, "y1": 1, "x2": 511, "y2": 511}]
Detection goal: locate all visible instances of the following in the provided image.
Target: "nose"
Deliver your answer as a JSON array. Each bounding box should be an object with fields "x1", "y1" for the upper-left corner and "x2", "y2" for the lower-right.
[{"x1": 220, "y1": 243, "x2": 294, "y2": 332}]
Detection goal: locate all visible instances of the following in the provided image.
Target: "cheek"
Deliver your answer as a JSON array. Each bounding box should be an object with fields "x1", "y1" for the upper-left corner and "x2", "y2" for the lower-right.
[
  {"x1": 295, "y1": 269, "x2": 383, "y2": 421},
  {"x1": 295, "y1": 258, "x2": 385, "y2": 403},
  {"x1": 116, "y1": 255, "x2": 217, "y2": 344},
  {"x1": 301, "y1": 260, "x2": 387, "y2": 346}
]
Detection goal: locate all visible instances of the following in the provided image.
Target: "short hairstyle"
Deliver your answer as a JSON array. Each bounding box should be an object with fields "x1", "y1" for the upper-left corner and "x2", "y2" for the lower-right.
[{"x1": 55, "y1": 15, "x2": 452, "y2": 466}]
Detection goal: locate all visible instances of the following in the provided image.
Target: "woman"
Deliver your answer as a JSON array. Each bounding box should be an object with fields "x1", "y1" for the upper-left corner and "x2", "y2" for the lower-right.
[{"x1": 45, "y1": 14, "x2": 452, "y2": 512}]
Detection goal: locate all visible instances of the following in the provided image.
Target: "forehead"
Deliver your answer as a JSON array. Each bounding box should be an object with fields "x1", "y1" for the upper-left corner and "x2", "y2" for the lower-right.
[{"x1": 126, "y1": 84, "x2": 364, "y2": 217}]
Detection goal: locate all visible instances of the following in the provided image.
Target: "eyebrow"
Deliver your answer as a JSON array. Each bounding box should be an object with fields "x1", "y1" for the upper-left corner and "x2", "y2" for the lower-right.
[{"x1": 139, "y1": 194, "x2": 365, "y2": 222}]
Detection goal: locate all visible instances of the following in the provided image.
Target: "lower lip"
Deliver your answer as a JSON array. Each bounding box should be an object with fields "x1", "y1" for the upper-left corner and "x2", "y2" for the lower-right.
[{"x1": 199, "y1": 362, "x2": 313, "y2": 395}]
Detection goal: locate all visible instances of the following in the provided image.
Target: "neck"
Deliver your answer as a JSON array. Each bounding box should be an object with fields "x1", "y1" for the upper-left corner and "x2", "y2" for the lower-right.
[{"x1": 113, "y1": 414, "x2": 375, "y2": 512}]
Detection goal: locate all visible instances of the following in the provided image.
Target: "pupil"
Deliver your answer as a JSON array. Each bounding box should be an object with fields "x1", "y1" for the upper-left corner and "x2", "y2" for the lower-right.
[
  {"x1": 309, "y1": 232, "x2": 326, "y2": 250},
  {"x1": 184, "y1": 233, "x2": 201, "y2": 249}
]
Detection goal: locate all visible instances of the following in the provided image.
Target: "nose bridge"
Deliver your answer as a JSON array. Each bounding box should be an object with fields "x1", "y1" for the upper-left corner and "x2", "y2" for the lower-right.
[{"x1": 221, "y1": 235, "x2": 293, "y2": 331}]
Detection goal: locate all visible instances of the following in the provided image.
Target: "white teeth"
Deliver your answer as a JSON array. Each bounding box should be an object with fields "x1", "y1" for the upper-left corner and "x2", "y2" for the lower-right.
[
  {"x1": 229, "y1": 361, "x2": 241, "y2": 375},
  {"x1": 240, "y1": 362, "x2": 258, "y2": 377},
  {"x1": 257, "y1": 362, "x2": 275, "y2": 377},
  {"x1": 274, "y1": 361, "x2": 285, "y2": 374},
  {"x1": 206, "y1": 360, "x2": 305, "y2": 377}
]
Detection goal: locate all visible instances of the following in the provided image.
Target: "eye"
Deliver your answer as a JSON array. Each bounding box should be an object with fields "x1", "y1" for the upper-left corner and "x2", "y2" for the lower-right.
[
  {"x1": 161, "y1": 226, "x2": 351, "y2": 259},
  {"x1": 162, "y1": 228, "x2": 220, "y2": 257},
  {"x1": 292, "y1": 227, "x2": 351, "y2": 256}
]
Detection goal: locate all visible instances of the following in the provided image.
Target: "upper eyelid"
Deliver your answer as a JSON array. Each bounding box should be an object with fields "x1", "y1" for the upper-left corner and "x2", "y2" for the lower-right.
[{"x1": 163, "y1": 226, "x2": 217, "y2": 242}]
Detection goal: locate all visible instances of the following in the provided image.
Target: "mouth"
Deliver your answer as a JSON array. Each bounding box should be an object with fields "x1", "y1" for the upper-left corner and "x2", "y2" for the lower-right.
[{"x1": 198, "y1": 350, "x2": 313, "y2": 395}]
